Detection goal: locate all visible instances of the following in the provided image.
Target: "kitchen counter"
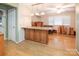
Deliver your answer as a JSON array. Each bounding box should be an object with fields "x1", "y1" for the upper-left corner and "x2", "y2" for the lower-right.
[{"x1": 23, "y1": 27, "x2": 51, "y2": 44}]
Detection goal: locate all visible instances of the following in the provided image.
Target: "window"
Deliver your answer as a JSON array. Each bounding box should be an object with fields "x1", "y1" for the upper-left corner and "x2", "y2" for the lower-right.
[
  {"x1": 48, "y1": 17, "x2": 54, "y2": 25},
  {"x1": 53, "y1": 16, "x2": 63, "y2": 25},
  {"x1": 63, "y1": 16, "x2": 71, "y2": 26},
  {"x1": 48, "y1": 16, "x2": 71, "y2": 26}
]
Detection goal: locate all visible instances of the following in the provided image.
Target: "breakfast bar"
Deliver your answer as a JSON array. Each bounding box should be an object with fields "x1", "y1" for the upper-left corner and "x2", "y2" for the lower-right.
[{"x1": 23, "y1": 27, "x2": 52, "y2": 44}]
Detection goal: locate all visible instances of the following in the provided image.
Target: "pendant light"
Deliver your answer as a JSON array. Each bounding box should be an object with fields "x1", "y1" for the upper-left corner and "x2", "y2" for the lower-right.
[
  {"x1": 31, "y1": 13, "x2": 34, "y2": 16},
  {"x1": 40, "y1": 12, "x2": 45, "y2": 15},
  {"x1": 35, "y1": 12, "x2": 39, "y2": 16}
]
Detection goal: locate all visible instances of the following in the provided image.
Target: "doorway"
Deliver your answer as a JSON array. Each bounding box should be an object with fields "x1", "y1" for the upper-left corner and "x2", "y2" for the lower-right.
[{"x1": 0, "y1": 4, "x2": 17, "y2": 43}]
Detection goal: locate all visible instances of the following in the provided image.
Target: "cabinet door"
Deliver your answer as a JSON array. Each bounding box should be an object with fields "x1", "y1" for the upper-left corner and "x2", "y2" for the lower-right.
[
  {"x1": 29, "y1": 29, "x2": 34, "y2": 41},
  {"x1": 0, "y1": 35, "x2": 4, "y2": 56},
  {"x1": 40, "y1": 30, "x2": 48, "y2": 44},
  {"x1": 25, "y1": 29, "x2": 30, "y2": 40},
  {"x1": 34, "y1": 30, "x2": 40, "y2": 42}
]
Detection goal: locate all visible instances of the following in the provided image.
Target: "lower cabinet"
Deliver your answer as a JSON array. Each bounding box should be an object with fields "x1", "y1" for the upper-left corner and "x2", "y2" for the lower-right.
[
  {"x1": 40, "y1": 30, "x2": 48, "y2": 44},
  {"x1": 34, "y1": 30, "x2": 41, "y2": 42},
  {"x1": 29, "y1": 29, "x2": 34, "y2": 41},
  {"x1": 24, "y1": 28, "x2": 49, "y2": 44},
  {"x1": 25, "y1": 29, "x2": 30, "y2": 40},
  {"x1": 0, "y1": 34, "x2": 4, "y2": 56},
  {"x1": 25, "y1": 29, "x2": 34, "y2": 41}
]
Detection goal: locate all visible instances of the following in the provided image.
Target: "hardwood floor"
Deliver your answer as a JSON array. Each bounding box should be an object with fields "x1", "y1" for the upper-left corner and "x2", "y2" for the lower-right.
[
  {"x1": 48, "y1": 33, "x2": 76, "y2": 50},
  {"x1": 5, "y1": 33, "x2": 79, "y2": 56}
]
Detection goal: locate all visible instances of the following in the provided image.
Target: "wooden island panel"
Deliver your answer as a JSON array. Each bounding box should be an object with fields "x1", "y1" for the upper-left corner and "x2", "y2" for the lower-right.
[
  {"x1": 25, "y1": 29, "x2": 30, "y2": 40},
  {"x1": 34, "y1": 30, "x2": 41, "y2": 42},
  {"x1": 29, "y1": 29, "x2": 34, "y2": 41},
  {"x1": 24, "y1": 27, "x2": 50, "y2": 44},
  {"x1": 40, "y1": 30, "x2": 48, "y2": 44}
]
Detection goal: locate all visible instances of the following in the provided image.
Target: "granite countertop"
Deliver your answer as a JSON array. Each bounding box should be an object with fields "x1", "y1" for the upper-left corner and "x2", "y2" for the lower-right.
[{"x1": 22, "y1": 26, "x2": 53, "y2": 30}]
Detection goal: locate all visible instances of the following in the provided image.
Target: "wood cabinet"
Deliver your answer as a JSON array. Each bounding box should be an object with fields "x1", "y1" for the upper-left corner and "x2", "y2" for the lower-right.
[
  {"x1": 34, "y1": 30, "x2": 41, "y2": 42},
  {"x1": 40, "y1": 30, "x2": 48, "y2": 44},
  {"x1": 25, "y1": 29, "x2": 30, "y2": 40},
  {"x1": 0, "y1": 33, "x2": 4, "y2": 56},
  {"x1": 25, "y1": 29, "x2": 35, "y2": 41},
  {"x1": 29, "y1": 29, "x2": 34, "y2": 41},
  {"x1": 24, "y1": 28, "x2": 49, "y2": 44}
]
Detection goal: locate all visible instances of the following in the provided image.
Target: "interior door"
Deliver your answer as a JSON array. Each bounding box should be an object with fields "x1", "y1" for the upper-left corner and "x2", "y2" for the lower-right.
[{"x1": 8, "y1": 8, "x2": 17, "y2": 42}]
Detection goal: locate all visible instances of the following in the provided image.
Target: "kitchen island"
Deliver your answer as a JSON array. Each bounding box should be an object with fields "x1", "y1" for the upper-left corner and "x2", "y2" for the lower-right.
[{"x1": 23, "y1": 27, "x2": 53, "y2": 44}]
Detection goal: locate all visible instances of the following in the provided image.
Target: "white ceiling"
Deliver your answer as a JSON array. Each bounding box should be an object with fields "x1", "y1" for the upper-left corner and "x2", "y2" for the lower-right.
[
  {"x1": 32, "y1": 3, "x2": 75, "y2": 14},
  {"x1": 7, "y1": 3, "x2": 75, "y2": 14}
]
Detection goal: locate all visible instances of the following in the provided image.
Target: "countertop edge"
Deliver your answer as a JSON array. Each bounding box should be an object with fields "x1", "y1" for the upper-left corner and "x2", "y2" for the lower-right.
[{"x1": 22, "y1": 27, "x2": 53, "y2": 30}]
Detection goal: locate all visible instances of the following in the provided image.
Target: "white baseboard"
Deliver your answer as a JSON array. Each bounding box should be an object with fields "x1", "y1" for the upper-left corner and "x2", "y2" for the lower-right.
[
  {"x1": 15, "y1": 39, "x2": 25, "y2": 44},
  {"x1": 6, "y1": 40, "x2": 19, "y2": 44},
  {"x1": 5, "y1": 38, "x2": 25, "y2": 44}
]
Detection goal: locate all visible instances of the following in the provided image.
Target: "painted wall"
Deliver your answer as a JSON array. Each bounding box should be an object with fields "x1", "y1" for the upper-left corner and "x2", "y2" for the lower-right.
[{"x1": 17, "y1": 4, "x2": 32, "y2": 43}]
